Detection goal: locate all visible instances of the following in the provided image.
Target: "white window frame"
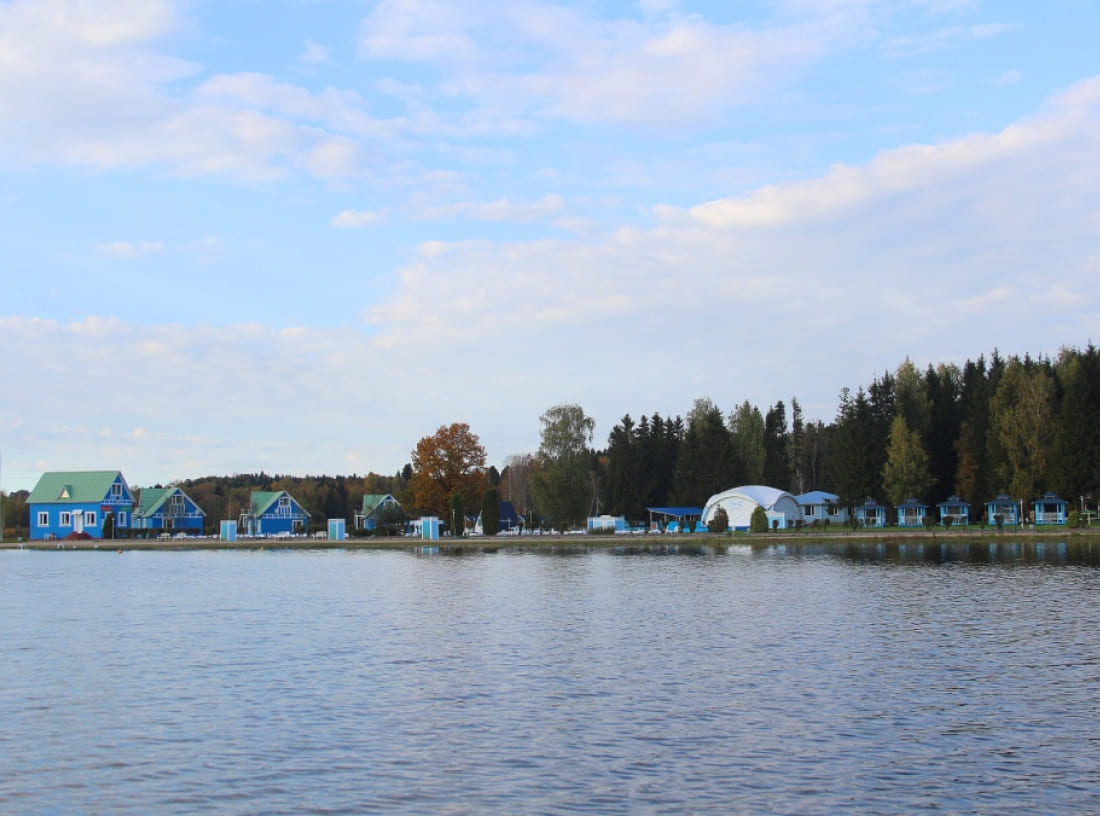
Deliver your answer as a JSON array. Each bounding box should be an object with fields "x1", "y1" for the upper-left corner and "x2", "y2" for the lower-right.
[
  {"x1": 118, "y1": 511, "x2": 127, "y2": 527},
  {"x1": 111, "y1": 483, "x2": 122, "y2": 499},
  {"x1": 85, "y1": 511, "x2": 97, "y2": 526},
  {"x1": 37, "y1": 511, "x2": 49, "y2": 526},
  {"x1": 60, "y1": 512, "x2": 72, "y2": 527}
]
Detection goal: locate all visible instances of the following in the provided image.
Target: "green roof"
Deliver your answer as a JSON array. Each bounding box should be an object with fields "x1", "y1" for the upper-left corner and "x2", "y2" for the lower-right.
[
  {"x1": 137, "y1": 486, "x2": 206, "y2": 517},
  {"x1": 249, "y1": 490, "x2": 310, "y2": 517},
  {"x1": 362, "y1": 493, "x2": 399, "y2": 516},
  {"x1": 28, "y1": 471, "x2": 127, "y2": 504},
  {"x1": 138, "y1": 487, "x2": 171, "y2": 515}
]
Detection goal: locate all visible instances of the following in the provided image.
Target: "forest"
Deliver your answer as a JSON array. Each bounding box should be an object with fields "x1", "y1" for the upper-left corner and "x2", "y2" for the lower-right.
[{"x1": 3, "y1": 346, "x2": 1099, "y2": 536}]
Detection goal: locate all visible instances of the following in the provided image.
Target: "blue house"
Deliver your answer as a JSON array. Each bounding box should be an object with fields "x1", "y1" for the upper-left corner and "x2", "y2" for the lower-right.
[
  {"x1": 938, "y1": 495, "x2": 970, "y2": 527},
  {"x1": 239, "y1": 490, "x2": 310, "y2": 536},
  {"x1": 985, "y1": 494, "x2": 1021, "y2": 526},
  {"x1": 134, "y1": 486, "x2": 207, "y2": 534},
  {"x1": 475, "y1": 501, "x2": 523, "y2": 534},
  {"x1": 896, "y1": 497, "x2": 928, "y2": 527},
  {"x1": 1034, "y1": 493, "x2": 1068, "y2": 525},
  {"x1": 356, "y1": 493, "x2": 402, "y2": 531},
  {"x1": 854, "y1": 498, "x2": 887, "y2": 528},
  {"x1": 795, "y1": 490, "x2": 848, "y2": 526},
  {"x1": 28, "y1": 470, "x2": 135, "y2": 540}
]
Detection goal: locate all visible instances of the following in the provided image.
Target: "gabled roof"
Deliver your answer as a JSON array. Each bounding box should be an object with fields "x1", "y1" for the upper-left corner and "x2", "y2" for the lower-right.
[
  {"x1": 138, "y1": 486, "x2": 206, "y2": 517},
  {"x1": 28, "y1": 471, "x2": 127, "y2": 504},
  {"x1": 362, "y1": 493, "x2": 399, "y2": 516},
  {"x1": 250, "y1": 490, "x2": 310, "y2": 517}
]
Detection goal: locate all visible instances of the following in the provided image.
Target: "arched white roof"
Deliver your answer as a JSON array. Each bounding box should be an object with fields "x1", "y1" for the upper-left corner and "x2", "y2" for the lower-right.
[{"x1": 702, "y1": 485, "x2": 802, "y2": 529}]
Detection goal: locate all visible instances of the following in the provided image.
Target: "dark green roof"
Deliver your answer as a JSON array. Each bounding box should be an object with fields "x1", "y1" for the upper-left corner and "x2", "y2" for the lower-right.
[
  {"x1": 361, "y1": 494, "x2": 399, "y2": 516},
  {"x1": 250, "y1": 490, "x2": 309, "y2": 517},
  {"x1": 138, "y1": 486, "x2": 206, "y2": 517},
  {"x1": 28, "y1": 471, "x2": 126, "y2": 504}
]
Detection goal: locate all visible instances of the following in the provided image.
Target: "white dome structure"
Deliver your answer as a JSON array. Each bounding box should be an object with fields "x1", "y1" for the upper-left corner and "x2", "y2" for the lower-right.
[{"x1": 701, "y1": 485, "x2": 802, "y2": 531}]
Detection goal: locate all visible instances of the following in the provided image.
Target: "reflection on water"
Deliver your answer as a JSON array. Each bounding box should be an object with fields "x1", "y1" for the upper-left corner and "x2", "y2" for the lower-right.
[
  {"x1": 772, "y1": 537, "x2": 1100, "y2": 566},
  {"x1": 2, "y1": 548, "x2": 1099, "y2": 815}
]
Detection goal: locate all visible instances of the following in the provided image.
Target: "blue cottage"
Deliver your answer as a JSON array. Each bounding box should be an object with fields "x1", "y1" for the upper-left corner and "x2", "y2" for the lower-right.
[
  {"x1": 985, "y1": 494, "x2": 1021, "y2": 527},
  {"x1": 896, "y1": 497, "x2": 928, "y2": 527},
  {"x1": 1033, "y1": 493, "x2": 1068, "y2": 525},
  {"x1": 854, "y1": 497, "x2": 887, "y2": 528},
  {"x1": 356, "y1": 493, "x2": 402, "y2": 531},
  {"x1": 937, "y1": 495, "x2": 970, "y2": 527},
  {"x1": 795, "y1": 490, "x2": 848, "y2": 526},
  {"x1": 28, "y1": 470, "x2": 135, "y2": 540},
  {"x1": 134, "y1": 486, "x2": 207, "y2": 534},
  {"x1": 240, "y1": 490, "x2": 311, "y2": 536}
]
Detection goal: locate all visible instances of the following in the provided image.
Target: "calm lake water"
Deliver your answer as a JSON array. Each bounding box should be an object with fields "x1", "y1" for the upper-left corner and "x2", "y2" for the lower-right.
[{"x1": 2, "y1": 543, "x2": 1099, "y2": 814}]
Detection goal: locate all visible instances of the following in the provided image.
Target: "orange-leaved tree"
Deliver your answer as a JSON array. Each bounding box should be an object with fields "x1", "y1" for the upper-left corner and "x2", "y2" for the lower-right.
[{"x1": 409, "y1": 422, "x2": 488, "y2": 519}]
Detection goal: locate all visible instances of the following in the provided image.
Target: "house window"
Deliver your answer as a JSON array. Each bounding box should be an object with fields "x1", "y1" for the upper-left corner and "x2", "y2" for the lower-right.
[
  {"x1": 111, "y1": 483, "x2": 122, "y2": 499},
  {"x1": 86, "y1": 511, "x2": 97, "y2": 526},
  {"x1": 118, "y1": 512, "x2": 127, "y2": 527},
  {"x1": 279, "y1": 496, "x2": 290, "y2": 515},
  {"x1": 37, "y1": 511, "x2": 49, "y2": 526},
  {"x1": 60, "y1": 512, "x2": 72, "y2": 527}
]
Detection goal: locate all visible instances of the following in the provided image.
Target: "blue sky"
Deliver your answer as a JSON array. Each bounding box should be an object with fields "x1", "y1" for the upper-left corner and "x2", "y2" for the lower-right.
[{"x1": 2, "y1": 0, "x2": 1099, "y2": 491}]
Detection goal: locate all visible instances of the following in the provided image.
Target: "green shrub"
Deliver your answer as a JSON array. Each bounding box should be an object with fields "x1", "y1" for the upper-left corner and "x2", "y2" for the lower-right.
[
  {"x1": 750, "y1": 505, "x2": 769, "y2": 533},
  {"x1": 707, "y1": 507, "x2": 729, "y2": 534},
  {"x1": 1068, "y1": 509, "x2": 1080, "y2": 529}
]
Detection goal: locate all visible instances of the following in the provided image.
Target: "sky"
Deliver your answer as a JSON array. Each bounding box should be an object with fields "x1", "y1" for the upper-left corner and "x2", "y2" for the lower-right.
[{"x1": 2, "y1": 0, "x2": 1099, "y2": 492}]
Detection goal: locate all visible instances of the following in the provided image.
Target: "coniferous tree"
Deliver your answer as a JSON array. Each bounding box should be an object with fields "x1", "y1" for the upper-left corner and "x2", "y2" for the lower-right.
[
  {"x1": 729, "y1": 401, "x2": 765, "y2": 485},
  {"x1": 480, "y1": 485, "x2": 500, "y2": 536},
  {"x1": 672, "y1": 398, "x2": 734, "y2": 505},
  {"x1": 1052, "y1": 345, "x2": 1100, "y2": 500},
  {"x1": 763, "y1": 401, "x2": 790, "y2": 489}
]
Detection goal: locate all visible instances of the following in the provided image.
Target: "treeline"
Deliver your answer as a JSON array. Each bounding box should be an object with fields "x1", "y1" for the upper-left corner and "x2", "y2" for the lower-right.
[
  {"x1": 4, "y1": 346, "x2": 1098, "y2": 537},
  {"x1": 592, "y1": 346, "x2": 1100, "y2": 520}
]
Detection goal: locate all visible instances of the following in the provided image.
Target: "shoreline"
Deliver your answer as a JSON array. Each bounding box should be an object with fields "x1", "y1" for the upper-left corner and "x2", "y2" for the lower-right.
[{"x1": 6, "y1": 527, "x2": 1100, "y2": 552}]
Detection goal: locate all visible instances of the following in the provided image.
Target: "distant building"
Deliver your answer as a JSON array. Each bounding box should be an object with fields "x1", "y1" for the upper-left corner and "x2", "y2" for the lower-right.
[
  {"x1": 1034, "y1": 493, "x2": 1068, "y2": 525},
  {"x1": 356, "y1": 493, "x2": 402, "y2": 531},
  {"x1": 895, "y1": 497, "x2": 928, "y2": 527},
  {"x1": 985, "y1": 495, "x2": 1021, "y2": 526},
  {"x1": 854, "y1": 497, "x2": 887, "y2": 528},
  {"x1": 134, "y1": 486, "x2": 207, "y2": 534},
  {"x1": 701, "y1": 485, "x2": 801, "y2": 531},
  {"x1": 28, "y1": 470, "x2": 135, "y2": 540},
  {"x1": 239, "y1": 490, "x2": 310, "y2": 536},
  {"x1": 795, "y1": 490, "x2": 848, "y2": 526},
  {"x1": 476, "y1": 501, "x2": 522, "y2": 534},
  {"x1": 938, "y1": 495, "x2": 970, "y2": 527}
]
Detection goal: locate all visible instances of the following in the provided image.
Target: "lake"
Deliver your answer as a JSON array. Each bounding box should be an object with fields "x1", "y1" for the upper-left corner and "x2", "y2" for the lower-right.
[{"x1": 2, "y1": 542, "x2": 1099, "y2": 814}]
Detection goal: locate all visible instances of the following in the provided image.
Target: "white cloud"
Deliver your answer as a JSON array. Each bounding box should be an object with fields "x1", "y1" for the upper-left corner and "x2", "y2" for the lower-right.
[
  {"x1": 299, "y1": 39, "x2": 331, "y2": 65},
  {"x1": 882, "y1": 23, "x2": 1019, "y2": 58},
  {"x1": 416, "y1": 193, "x2": 564, "y2": 222},
  {"x1": 96, "y1": 240, "x2": 166, "y2": 259},
  {"x1": 331, "y1": 209, "x2": 380, "y2": 228},
  {"x1": 358, "y1": 0, "x2": 851, "y2": 126}
]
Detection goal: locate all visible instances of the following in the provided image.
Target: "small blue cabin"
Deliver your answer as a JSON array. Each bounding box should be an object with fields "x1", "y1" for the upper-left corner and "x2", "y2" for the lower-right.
[
  {"x1": 134, "y1": 486, "x2": 206, "y2": 534},
  {"x1": 356, "y1": 493, "x2": 402, "y2": 531},
  {"x1": 795, "y1": 491, "x2": 848, "y2": 526},
  {"x1": 854, "y1": 498, "x2": 887, "y2": 528},
  {"x1": 986, "y1": 494, "x2": 1021, "y2": 527},
  {"x1": 896, "y1": 497, "x2": 928, "y2": 527},
  {"x1": 938, "y1": 495, "x2": 970, "y2": 527},
  {"x1": 240, "y1": 490, "x2": 310, "y2": 536},
  {"x1": 28, "y1": 470, "x2": 135, "y2": 540},
  {"x1": 1033, "y1": 493, "x2": 1068, "y2": 525}
]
